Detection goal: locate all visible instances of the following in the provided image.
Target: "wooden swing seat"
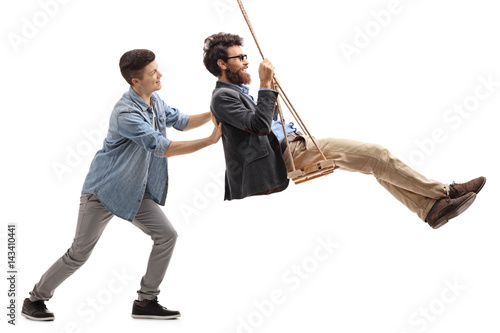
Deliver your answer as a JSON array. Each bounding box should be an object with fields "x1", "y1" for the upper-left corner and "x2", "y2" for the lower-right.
[{"x1": 288, "y1": 159, "x2": 336, "y2": 185}]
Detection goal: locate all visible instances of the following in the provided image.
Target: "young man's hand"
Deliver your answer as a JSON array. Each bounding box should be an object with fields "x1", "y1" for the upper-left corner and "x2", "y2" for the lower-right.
[
  {"x1": 210, "y1": 113, "x2": 223, "y2": 144},
  {"x1": 259, "y1": 58, "x2": 275, "y2": 89}
]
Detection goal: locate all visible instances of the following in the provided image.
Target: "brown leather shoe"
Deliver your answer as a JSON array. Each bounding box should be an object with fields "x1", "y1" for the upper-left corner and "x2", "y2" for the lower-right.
[
  {"x1": 426, "y1": 192, "x2": 476, "y2": 229},
  {"x1": 449, "y1": 176, "x2": 486, "y2": 199}
]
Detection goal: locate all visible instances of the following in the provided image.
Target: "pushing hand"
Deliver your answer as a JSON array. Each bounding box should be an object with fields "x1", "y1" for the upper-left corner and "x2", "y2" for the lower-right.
[{"x1": 210, "y1": 113, "x2": 223, "y2": 144}]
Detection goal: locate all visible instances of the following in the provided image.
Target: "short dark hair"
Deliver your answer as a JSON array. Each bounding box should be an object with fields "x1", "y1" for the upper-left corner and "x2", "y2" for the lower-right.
[
  {"x1": 119, "y1": 49, "x2": 156, "y2": 86},
  {"x1": 203, "y1": 33, "x2": 244, "y2": 77}
]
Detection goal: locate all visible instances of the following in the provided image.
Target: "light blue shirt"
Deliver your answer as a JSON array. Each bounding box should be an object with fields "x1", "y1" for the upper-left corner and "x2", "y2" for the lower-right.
[
  {"x1": 271, "y1": 120, "x2": 298, "y2": 143},
  {"x1": 218, "y1": 81, "x2": 297, "y2": 142},
  {"x1": 82, "y1": 86, "x2": 189, "y2": 221}
]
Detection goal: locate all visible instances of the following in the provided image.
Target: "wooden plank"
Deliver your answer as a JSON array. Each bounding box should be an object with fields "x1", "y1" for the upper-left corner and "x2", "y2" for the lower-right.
[{"x1": 288, "y1": 160, "x2": 337, "y2": 185}]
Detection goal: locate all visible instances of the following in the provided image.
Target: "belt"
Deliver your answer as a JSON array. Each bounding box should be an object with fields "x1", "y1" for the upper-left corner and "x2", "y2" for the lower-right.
[{"x1": 280, "y1": 132, "x2": 304, "y2": 152}]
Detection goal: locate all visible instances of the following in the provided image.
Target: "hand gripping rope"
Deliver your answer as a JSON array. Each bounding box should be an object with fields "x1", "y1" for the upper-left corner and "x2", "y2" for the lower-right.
[{"x1": 236, "y1": 0, "x2": 337, "y2": 184}]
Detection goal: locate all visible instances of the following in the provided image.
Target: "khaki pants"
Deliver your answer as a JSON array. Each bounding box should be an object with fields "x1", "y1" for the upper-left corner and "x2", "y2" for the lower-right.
[
  {"x1": 283, "y1": 136, "x2": 448, "y2": 221},
  {"x1": 29, "y1": 193, "x2": 177, "y2": 302}
]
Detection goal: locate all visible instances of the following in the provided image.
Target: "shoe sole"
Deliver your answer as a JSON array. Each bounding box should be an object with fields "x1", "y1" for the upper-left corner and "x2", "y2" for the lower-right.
[
  {"x1": 475, "y1": 177, "x2": 487, "y2": 195},
  {"x1": 131, "y1": 314, "x2": 180, "y2": 320},
  {"x1": 21, "y1": 312, "x2": 54, "y2": 321},
  {"x1": 432, "y1": 193, "x2": 476, "y2": 229}
]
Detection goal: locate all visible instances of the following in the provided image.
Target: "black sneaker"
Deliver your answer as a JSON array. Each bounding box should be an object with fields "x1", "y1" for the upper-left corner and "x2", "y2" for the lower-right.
[
  {"x1": 131, "y1": 297, "x2": 180, "y2": 319},
  {"x1": 21, "y1": 298, "x2": 55, "y2": 321}
]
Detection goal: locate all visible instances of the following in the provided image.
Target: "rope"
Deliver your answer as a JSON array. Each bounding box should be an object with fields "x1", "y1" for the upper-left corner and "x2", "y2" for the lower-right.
[{"x1": 235, "y1": 0, "x2": 328, "y2": 161}]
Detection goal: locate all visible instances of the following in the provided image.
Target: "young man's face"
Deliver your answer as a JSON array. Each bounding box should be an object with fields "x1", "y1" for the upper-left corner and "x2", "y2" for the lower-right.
[
  {"x1": 224, "y1": 45, "x2": 250, "y2": 85},
  {"x1": 133, "y1": 60, "x2": 163, "y2": 93}
]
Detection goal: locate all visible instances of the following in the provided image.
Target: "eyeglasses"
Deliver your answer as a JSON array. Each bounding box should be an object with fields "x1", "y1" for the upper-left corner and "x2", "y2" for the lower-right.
[{"x1": 226, "y1": 54, "x2": 247, "y2": 62}]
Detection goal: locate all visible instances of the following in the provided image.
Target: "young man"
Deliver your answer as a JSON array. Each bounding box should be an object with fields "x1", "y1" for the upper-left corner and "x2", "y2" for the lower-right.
[
  {"x1": 203, "y1": 32, "x2": 485, "y2": 229},
  {"x1": 22, "y1": 49, "x2": 222, "y2": 321}
]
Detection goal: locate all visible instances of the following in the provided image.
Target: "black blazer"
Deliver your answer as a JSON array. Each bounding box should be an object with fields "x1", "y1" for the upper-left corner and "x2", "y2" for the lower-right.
[{"x1": 210, "y1": 81, "x2": 289, "y2": 200}]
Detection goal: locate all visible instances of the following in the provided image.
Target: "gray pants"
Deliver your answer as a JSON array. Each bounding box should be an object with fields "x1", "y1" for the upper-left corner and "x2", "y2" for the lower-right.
[{"x1": 29, "y1": 193, "x2": 177, "y2": 302}]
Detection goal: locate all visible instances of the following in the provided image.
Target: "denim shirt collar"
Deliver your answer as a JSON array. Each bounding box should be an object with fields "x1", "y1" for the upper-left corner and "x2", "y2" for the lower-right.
[{"x1": 128, "y1": 86, "x2": 156, "y2": 112}]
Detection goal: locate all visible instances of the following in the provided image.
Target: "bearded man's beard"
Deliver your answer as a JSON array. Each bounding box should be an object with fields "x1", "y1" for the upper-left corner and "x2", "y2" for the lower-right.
[{"x1": 225, "y1": 67, "x2": 251, "y2": 85}]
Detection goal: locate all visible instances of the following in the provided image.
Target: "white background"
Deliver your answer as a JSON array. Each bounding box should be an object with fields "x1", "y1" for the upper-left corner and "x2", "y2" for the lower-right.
[{"x1": 1, "y1": 0, "x2": 499, "y2": 332}]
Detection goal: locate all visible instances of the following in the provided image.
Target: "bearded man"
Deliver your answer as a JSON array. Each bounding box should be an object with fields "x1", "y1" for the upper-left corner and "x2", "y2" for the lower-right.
[{"x1": 203, "y1": 32, "x2": 485, "y2": 229}]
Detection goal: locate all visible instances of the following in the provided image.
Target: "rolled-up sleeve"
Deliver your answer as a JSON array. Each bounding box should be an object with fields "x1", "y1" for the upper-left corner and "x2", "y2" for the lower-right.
[
  {"x1": 117, "y1": 110, "x2": 172, "y2": 157},
  {"x1": 153, "y1": 137, "x2": 172, "y2": 157},
  {"x1": 173, "y1": 112, "x2": 189, "y2": 131},
  {"x1": 162, "y1": 100, "x2": 190, "y2": 131}
]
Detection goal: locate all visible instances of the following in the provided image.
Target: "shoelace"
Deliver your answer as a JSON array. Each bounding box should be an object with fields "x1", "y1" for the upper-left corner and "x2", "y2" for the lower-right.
[
  {"x1": 32, "y1": 301, "x2": 48, "y2": 310},
  {"x1": 148, "y1": 297, "x2": 166, "y2": 310},
  {"x1": 448, "y1": 181, "x2": 464, "y2": 199}
]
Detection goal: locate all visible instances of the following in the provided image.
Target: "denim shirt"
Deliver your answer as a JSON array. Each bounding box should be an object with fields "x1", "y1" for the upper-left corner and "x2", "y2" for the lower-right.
[
  {"x1": 217, "y1": 81, "x2": 297, "y2": 142},
  {"x1": 82, "y1": 86, "x2": 189, "y2": 222}
]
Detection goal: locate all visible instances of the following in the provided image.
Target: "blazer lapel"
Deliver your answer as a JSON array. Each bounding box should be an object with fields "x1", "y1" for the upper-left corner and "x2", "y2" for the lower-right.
[{"x1": 215, "y1": 81, "x2": 257, "y2": 109}]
